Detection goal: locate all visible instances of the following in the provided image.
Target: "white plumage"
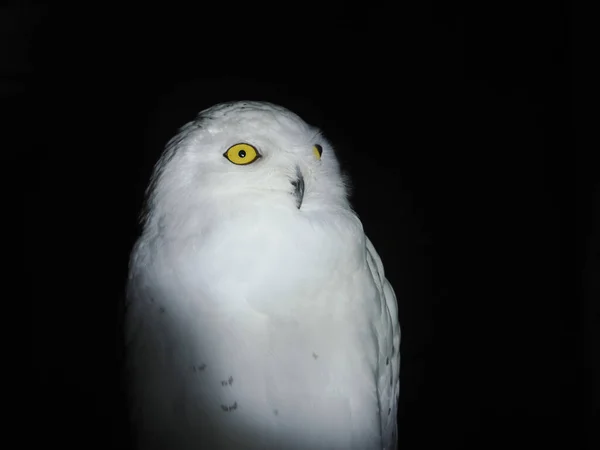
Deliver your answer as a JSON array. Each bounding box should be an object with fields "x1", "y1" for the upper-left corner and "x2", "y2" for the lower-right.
[{"x1": 125, "y1": 101, "x2": 400, "y2": 449}]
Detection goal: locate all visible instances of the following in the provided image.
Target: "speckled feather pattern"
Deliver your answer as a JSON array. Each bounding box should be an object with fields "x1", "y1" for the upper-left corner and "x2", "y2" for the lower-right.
[{"x1": 125, "y1": 101, "x2": 400, "y2": 449}]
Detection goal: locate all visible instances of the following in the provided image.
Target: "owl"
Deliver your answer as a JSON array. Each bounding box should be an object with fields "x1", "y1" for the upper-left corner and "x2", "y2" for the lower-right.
[{"x1": 125, "y1": 101, "x2": 400, "y2": 449}]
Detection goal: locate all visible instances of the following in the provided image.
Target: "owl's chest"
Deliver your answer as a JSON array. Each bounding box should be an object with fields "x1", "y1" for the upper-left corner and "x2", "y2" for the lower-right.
[
  {"x1": 158, "y1": 209, "x2": 367, "y2": 312},
  {"x1": 133, "y1": 210, "x2": 386, "y2": 448}
]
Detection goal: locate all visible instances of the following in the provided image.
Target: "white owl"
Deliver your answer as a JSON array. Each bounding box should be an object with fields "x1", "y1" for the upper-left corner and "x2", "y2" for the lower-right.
[{"x1": 125, "y1": 101, "x2": 400, "y2": 449}]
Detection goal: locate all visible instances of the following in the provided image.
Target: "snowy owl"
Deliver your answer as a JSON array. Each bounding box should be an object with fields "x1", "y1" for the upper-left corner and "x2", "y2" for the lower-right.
[{"x1": 125, "y1": 101, "x2": 400, "y2": 450}]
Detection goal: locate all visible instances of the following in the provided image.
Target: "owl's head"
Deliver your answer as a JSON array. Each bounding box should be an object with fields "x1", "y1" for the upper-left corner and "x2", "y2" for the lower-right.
[{"x1": 143, "y1": 101, "x2": 351, "y2": 232}]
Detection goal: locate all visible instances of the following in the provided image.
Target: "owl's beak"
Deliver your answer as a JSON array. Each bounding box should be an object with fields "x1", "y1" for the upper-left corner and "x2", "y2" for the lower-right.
[{"x1": 291, "y1": 166, "x2": 305, "y2": 209}]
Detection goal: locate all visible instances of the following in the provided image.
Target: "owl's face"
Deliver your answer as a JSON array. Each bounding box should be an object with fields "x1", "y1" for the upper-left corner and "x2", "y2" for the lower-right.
[{"x1": 146, "y1": 101, "x2": 350, "y2": 232}]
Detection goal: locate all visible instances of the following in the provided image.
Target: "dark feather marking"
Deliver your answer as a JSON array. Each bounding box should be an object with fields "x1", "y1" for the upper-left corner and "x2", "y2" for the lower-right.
[
  {"x1": 192, "y1": 363, "x2": 207, "y2": 372},
  {"x1": 221, "y1": 402, "x2": 238, "y2": 412}
]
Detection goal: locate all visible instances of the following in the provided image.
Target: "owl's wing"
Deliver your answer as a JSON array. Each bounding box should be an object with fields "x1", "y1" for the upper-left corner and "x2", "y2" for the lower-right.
[{"x1": 365, "y1": 237, "x2": 400, "y2": 450}]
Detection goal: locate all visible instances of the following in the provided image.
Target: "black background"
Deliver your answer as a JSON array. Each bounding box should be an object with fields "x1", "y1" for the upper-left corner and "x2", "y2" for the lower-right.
[{"x1": 15, "y1": 1, "x2": 594, "y2": 449}]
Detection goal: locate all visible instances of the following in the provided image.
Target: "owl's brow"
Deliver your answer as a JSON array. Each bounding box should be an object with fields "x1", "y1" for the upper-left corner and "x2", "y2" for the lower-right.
[{"x1": 309, "y1": 130, "x2": 323, "y2": 144}]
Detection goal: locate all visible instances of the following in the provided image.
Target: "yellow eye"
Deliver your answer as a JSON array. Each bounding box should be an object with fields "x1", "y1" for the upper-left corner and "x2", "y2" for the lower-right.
[
  {"x1": 313, "y1": 144, "x2": 323, "y2": 160},
  {"x1": 223, "y1": 143, "x2": 261, "y2": 165}
]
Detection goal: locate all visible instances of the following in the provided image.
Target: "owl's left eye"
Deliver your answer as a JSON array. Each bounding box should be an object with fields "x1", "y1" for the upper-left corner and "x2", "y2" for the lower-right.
[
  {"x1": 313, "y1": 144, "x2": 323, "y2": 160},
  {"x1": 223, "y1": 143, "x2": 261, "y2": 165}
]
